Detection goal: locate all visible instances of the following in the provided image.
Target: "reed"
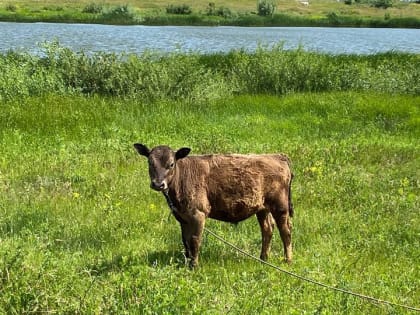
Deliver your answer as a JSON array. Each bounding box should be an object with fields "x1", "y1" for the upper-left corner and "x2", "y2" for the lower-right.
[{"x1": 1, "y1": 44, "x2": 419, "y2": 103}]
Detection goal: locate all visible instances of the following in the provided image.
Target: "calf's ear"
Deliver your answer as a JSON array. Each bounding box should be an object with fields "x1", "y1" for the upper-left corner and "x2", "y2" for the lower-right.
[
  {"x1": 176, "y1": 147, "x2": 191, "y2": 160},
  {"x1": 134, "y1": 143, "x2": 150, "y2": 157}
]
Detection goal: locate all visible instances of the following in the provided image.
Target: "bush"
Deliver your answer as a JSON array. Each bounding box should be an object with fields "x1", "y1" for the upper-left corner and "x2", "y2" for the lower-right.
[
  {"x1": 166, "y1": 4, "x2": 192, "y2": 15},
  {"x1": 257, "y1": 0, "x2": 276, "y2": 16},
  {"x1": 371, "y1": 0, "x2": 393, "y2": 8},
  {"x1": 206, "y1": 3, "x2": 235, "y2": 18},
  {"x1": 207, "y1": 2, "x2": 217, "y2": 15},
  {"x1": 5, "y1": 3, "x2": 17, "y2": 12},
  {"x1": 82, "y1": 3, "x2": 103, "y2": 14},
  {"x1": 100, "y1": 4, "x2": 138, "y2": 23},
  {"x1": 326, "y1": 11, "x2": 340, "y2": 24},
  {"x1": 107, "y1": 4, "x2": 133, "y2": 17},
  {"x1": 344, "y1": 0, "x2": 353, "y2": 5},
  {"x1": 42, "y1": 5, "x2": 63, "y2": 11}
]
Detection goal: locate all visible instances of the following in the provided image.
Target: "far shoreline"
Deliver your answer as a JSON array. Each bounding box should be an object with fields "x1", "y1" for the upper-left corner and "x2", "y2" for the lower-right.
[{"x1": 0, "y1": 12, "x2": 419, "y2": 29}]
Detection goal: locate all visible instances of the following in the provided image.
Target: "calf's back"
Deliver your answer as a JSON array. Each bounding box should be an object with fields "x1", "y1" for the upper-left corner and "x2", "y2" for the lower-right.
[{"x1": 174, "y1": 154, "x2": 292, "y2": 222}]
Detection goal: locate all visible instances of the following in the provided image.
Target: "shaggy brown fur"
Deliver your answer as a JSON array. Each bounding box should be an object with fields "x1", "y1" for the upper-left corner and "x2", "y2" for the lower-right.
[{"x1": 134, "y1": 144, "x2": 294, "y2": 268}]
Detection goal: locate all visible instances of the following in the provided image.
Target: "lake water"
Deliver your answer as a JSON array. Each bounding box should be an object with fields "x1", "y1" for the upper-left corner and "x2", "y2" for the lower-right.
[{"x1": 1, "y1": 22, "x2": 420, "y2": 55}]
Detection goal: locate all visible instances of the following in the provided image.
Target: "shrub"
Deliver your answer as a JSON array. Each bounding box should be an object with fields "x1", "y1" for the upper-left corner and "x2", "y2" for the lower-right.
[
  {"x1": 100, "y1": 4, "x2": 138, "y2": 23},
  {"x1": 371, "y1": 0, "x2": 393, "y2": 8},
  {"x1": 344, "y1": 0, "x2": 353, "y2": 4},
  {"x1": 42, "y1": 5, "x2": 63, "y2": 11},
  {"x1": 257, "y1": 0, "x2": 276, "y2": 16},
  {"x1": 326, "y1": 11, "x2": 340, "y2": 24},
  {"x1": 206, "y1": 3, "x2": 235, "y2": 18},
  {"x1": 82, "y1": 3, "x2": 103, "y2": 14},
  {"x1": 108, "y1": 4, "x2": 133, "y2": 17},
  {"x1": 5, "y1": 3, "x2": 17, "y2": 12},
  {"x1": 166, "y1": 4, "x2": 192, "y2": 15},
  {"x1": 207, "y1": 2, "x2": 217, "y2": 15}
]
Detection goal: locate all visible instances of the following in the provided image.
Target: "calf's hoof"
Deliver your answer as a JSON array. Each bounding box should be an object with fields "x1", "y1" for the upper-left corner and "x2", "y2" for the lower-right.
[
  {"x1": 260, "y1": 254, "x2": 268, "y2": 261},
  {"x1": 189, "y1": 259, "x2": 198, "y2": 269}
]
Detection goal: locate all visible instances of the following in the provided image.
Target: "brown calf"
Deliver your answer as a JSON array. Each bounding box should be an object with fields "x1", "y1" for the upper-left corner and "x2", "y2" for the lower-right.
[{"x1": 134, "y1": 143, "x2": 294, "y2": 268}]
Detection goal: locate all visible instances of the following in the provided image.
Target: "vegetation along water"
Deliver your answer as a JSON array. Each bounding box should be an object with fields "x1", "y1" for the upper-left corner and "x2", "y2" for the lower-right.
[
  {"x1": 0, "y1": 0, "x2": 419, "y2": 27},
  {"x1": 0, "y1": 40, "x2": 419, "y2": 313}
]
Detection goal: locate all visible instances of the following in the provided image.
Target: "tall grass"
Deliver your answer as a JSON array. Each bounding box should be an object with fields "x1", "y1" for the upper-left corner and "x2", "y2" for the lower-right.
[
  {"x1": 0, "y1": 92, "x2": 418, "y2": 313},
  {"x1": 1, "y1": 43, "x2": 419, "y2": 102}
]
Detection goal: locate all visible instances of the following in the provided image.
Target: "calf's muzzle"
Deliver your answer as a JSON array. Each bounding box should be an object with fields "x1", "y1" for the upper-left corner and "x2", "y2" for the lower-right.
[{"x1": 151, "y1": 180, "x2": 168, "y2": 192}]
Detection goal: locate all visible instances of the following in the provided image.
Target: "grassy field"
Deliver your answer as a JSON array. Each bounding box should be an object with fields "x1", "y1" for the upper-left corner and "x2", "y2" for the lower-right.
[
  {"x1": 0, "y1": 42, "x2": 419, "y2": 313},
  {"x1": 0, "y1": 0, "x2": 419, "y2": 27},
  {"x1": 0, "y1": 91, "x2": 419, "y2": 313}
]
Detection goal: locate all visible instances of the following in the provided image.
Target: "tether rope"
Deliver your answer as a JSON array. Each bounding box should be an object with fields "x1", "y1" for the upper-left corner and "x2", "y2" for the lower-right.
[{"x1": 204, "y1": 227, "x2": 420, "y2": 312}]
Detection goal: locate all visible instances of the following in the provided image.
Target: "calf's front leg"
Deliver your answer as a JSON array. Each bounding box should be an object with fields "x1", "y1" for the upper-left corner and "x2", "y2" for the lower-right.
[
  {"x1": 172, "y1": 211, "x2": 192, "y2": 259},
  {"x1": 186, "y1": 211, "x2": 206, "y2": 268},
  {"x1": 180, "y1": 222, "x2": 191, "y2": 259}
]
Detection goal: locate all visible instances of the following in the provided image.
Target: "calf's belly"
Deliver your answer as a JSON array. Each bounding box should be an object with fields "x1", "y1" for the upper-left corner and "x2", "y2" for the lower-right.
[{"x1": 208, "y1": 198, "x2": 264, "y2": 223}]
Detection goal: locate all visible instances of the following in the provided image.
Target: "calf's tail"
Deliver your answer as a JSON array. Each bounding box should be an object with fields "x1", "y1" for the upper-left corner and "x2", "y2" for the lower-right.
[{"x1": 288, "y1": 173, "x2": 294, "y2": 218}]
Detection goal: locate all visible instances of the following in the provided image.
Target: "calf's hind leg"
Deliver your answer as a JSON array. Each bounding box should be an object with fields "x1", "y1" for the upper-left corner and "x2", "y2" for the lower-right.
[
  {"x1": 256, "y1": 211, "x2": 275, "y2": 261},
  {"x1": 271, "y1": 192, "x2": 292, "y2": 263}
]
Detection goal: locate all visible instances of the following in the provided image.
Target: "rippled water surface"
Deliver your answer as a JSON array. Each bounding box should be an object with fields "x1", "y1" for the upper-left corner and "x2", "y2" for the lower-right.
[{"x1": 1, "y1": 22, "x2": 419, "y2": 54}]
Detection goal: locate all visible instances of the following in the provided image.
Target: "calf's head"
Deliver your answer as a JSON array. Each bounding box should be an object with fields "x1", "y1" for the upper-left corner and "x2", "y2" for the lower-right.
[{"x1": 134, "y1": 144, "x2": 190, "y2": 192}]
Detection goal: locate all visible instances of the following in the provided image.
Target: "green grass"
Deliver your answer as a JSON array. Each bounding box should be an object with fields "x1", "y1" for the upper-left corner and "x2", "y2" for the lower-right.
[
  {"x1": 0, "y1": 44, "x2": 419, "y2": 313},
  {"x1": 0, "y1": 92, "x2": 419, "y2": 313},
  {"x1": 0, "y1": 0, "x2": 419, "y2": 27}
]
